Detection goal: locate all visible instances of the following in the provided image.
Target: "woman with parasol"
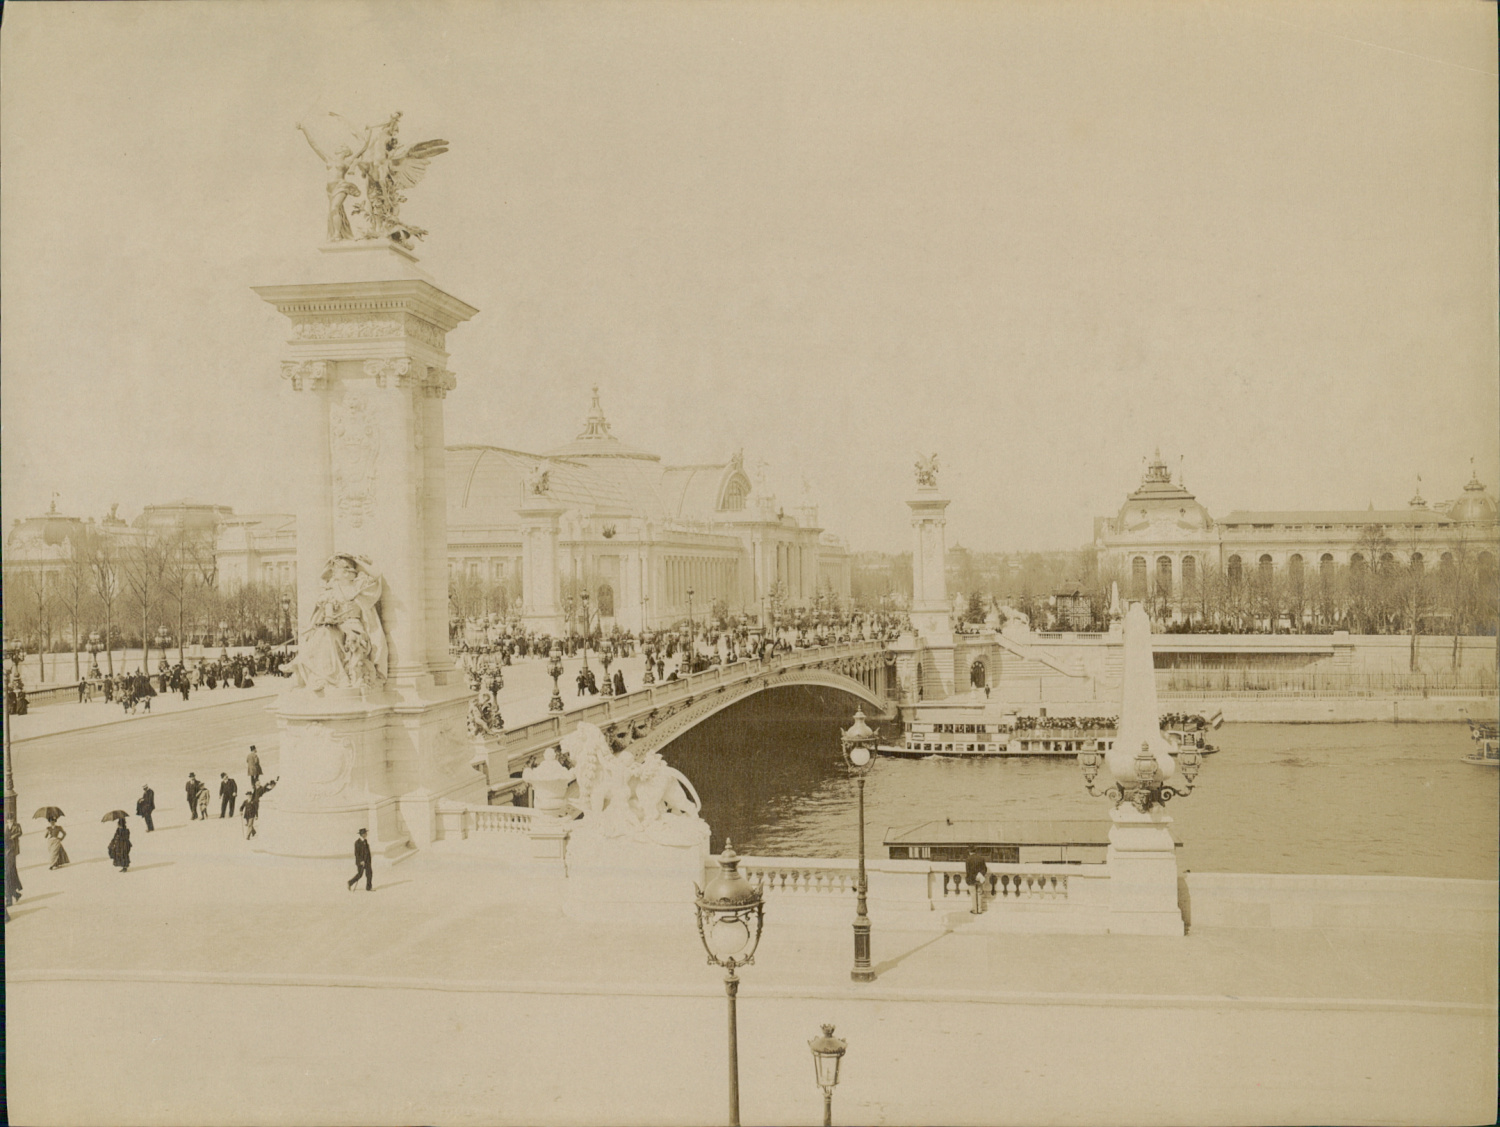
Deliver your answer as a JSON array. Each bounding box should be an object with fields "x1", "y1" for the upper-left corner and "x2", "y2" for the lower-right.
[
  {"x1": 105, "y1": 813, "x2": 132, "y2": 873},
  {"x1": 40, "y1": 810, "x2": 69, "y2": 869}
]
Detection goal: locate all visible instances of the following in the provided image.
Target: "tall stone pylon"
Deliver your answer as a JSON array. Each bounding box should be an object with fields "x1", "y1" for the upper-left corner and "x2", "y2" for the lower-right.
[
  {"x1": 907, "y1": 454, "x2": 955, "y2": 696},
  {"x1": 252, "y1": 239, "x2": 481, "y2": 857}
]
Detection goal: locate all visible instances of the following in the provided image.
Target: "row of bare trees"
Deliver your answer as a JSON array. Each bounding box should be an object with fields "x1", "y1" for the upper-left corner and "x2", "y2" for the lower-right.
[{"x1": 3, "y1": 529, "x2": 296, "y2": 683}]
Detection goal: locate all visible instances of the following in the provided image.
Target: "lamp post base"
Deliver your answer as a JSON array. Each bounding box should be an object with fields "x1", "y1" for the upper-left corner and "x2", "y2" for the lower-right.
[{"x1": 850, "y1": 916, "x2": 874, "y2": 982}]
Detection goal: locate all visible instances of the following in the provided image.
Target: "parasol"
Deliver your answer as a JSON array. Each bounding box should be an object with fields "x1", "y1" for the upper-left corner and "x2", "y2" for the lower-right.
[
  {"x1": 101, "y1": 810, "x2": 130, "y2": 822},
  {"x1": 32, "y1": 806, "x2": 65, "y2": 820}
]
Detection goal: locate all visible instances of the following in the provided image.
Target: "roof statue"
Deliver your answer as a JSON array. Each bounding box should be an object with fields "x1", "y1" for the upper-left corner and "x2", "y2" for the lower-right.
[
  {"x1": 915, "y1": 453, "x2": 939, "y2": 489},
  {"x1": 297, "y1": 111, "x2": 449, "y2": 247},
  {"x1": 524, "y1": 463, "x2": 552, "y2": 497}
]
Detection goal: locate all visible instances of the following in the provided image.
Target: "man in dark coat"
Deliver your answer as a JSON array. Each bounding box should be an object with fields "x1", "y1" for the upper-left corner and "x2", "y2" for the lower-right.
[
  {"x1": 186, "y1": 773, "x2": 201, "y2": 819},
  {"x1": 5, "y1": 820, "x2": 22, "y2": 905},
  {"x1": 246, "y1": 747, "x2": 263, "y2": 789},
  {"x1": 136, "y1": 784, "x2": 156, "y2": 831},
  {"x1": 347, "y1": 828, "x2": 373, "y2": 891},
  {"x1": 964, "y1": 847, "x2": 989, "y2": 915},
  {"x1": 218, "y1": 773, "x2": 238, "y2": 818}
]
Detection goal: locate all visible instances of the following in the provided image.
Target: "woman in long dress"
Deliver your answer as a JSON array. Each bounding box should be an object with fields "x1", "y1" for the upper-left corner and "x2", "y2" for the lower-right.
[
  {"x1": 44, "y1": 817, "x2": 69, "y2": 869},
  {"x1": 107, "y1": 817, "x2": 131, "y2": 873}
]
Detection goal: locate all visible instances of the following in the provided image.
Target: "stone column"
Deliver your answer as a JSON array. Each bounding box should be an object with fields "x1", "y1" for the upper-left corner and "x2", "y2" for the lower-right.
[
  {"x1": 253, "y1": 240, "x2": 482, "y2": 857},
  {"x1": 520, "y1": 495, "x2": 566, "y2": 637},
  {"x1": 907, "y1": 480, "x2": 955, "y2": 695}
]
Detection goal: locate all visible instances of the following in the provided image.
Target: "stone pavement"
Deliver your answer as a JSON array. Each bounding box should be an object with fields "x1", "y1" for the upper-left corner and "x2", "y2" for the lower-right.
[{"x1": 6, "y1": 676, "x2": 1496, "y2": 1125}]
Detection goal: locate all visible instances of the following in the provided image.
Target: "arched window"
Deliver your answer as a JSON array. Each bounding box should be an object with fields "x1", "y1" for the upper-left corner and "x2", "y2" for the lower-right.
[
  {"x1": 970, "y1": 660, "x2": 986, "y2": 688},
  {"x1": 721, "y1": 478, "x2": 748, "y2": 512},
  {"x1": 1320, "y1": 553, "x2": 1334, "y2": 581},
  {"x1": 1227, "y1": 555, "x2": 1243, "y2": 586},
  {"x1": 1440, "y1": 552, "x2": 1455, "y2": 579},
  {"x1": 1156, "y1": 556, "x2": 1173, "y2": 597},
  {"x1": 1288, "y1": 554, "x2": 1304, "y2": 590},
  {"x1": 1258, "y1": 554, "x2": 1274, "y2": 583},
  {"x1": 1409, "y1": 552, "x2": 1423, "y2": 576},
  {"x1": 1131, "y1": 556, "x2": 1147, "y2": 598},
  {"x1": 1350, "y1": 552, "x2": 1366, "y2": 575},
  {"x1": 1181, "y1": 556, "x2": 1197, "y2": 587},
  {"x1": 597, "y1": 583, "x2": 615, "y2": 617},
  {"x1": 1379, "y1": 552, "x2": 1395, "y2": 573}
]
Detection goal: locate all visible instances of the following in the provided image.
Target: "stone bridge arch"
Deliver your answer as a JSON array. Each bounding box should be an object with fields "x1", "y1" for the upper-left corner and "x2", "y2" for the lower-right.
[{"x1": 613, "y1": 666, "x2": 893, "y2": 761}]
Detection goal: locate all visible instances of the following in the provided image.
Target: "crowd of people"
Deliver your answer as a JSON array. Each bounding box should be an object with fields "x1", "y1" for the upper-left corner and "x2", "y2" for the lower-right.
[{"x1": 74, "y1": 645, "x2": 294, "y2": 713}]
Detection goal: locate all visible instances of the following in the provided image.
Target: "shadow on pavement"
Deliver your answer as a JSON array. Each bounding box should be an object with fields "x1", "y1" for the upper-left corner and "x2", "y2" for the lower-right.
[
  {"x1": 871, "y1": 927, "x2": 958, "y2": 977},
  {"x1": 127, "y1": 862, "x2": 176, "y2": 872}
]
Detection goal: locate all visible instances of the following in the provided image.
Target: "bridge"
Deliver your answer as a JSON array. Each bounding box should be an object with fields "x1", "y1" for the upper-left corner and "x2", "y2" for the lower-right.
[{"x1": 478, "y1": 640, "x2": 893, "y2": 779}]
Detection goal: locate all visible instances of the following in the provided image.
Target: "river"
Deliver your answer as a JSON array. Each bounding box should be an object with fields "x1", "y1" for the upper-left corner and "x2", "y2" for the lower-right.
[{"x1": 659, "y1": 687, "x2": 1499, "y2": 880}]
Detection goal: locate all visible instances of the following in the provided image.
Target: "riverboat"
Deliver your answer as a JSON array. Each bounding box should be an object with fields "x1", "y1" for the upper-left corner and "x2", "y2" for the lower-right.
[
  {"x1": 879, "y1": 713, "x2": 1221, "y2": 759},
  {"x1": 883, "y1": 819, "x2": 1181, "y2": 864},
  {"x1": 1463, "y1": 721, "x2": 1498, "y2": 766}
]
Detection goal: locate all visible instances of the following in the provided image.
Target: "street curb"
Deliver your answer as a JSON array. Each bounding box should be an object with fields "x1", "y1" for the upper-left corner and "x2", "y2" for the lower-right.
[
  {"x1": 11, "y1": 689, "x2": 281, "y2": 744},
  {"x1": 8, "y1": 968, "x2": 1495, "y2": 1016}
]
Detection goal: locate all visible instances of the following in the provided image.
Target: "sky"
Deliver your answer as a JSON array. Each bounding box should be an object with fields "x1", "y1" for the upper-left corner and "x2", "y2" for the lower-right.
[{"x1": 2, "y1": 0, "x2": 1496, "y2": 552}]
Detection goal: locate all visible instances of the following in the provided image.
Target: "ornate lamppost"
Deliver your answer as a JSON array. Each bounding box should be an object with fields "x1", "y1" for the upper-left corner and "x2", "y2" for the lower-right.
[
  {"x1": 579, "y1": 590, "x2": 592, "y2": 674},
  {"x1": 1080, "y1": 742, "x2": 1202, "y2": 812},
  {"x1": 641, "y1": 631, "x2": 656, "y2": 685},
  {"x1": 218, "y1": 620, "x2": 230, "y2": 659},
  {"x1": 546, "y1": 643, "x2": 565, "y2": 713},
  {"x1": 808, "y1": 1024, "x2": 848, "y2": 1127},
  {"x1": 694, "y1": 841, "x2": 766, "y2": 1127},
  {"x1": 86, "y1": 631, "x2": 103, "y2": 679},
  {"x1": 281, "y1": 592, "x2": 293, "y2": 644},
  {"x1": 600, "y1": 637, "x2": 615, "y2": 695},
  {"x1": 839, "y1": 708, "x2": 879, "y2": 982},
  {"x1": 686, "y1": 584, "x2": 695, "y2": 667}
]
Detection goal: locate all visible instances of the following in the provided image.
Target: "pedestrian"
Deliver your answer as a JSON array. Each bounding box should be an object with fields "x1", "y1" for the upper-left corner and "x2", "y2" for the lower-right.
[
  {"x1": 613, "y1": 668, "x2": 626, "y2": 695},
  {"x1": 246, "y1": 746, "x2": 262, "y2": 789},
  {"x1": 107, "y1": 817, "x2": 132, "y2": 872},
  {"x1": 347, "y1": 827, "x2": 373, "y2": 891},
  {"x1": 964, "y1": 847, "x2": 989, "y2": 915},
  {"x1": 240, "y1": 791, "x2": 259, "y2": 839},
  {"x1": 136, "y1": 784, "x2": 156, "y2": 832},
  {"x1": 195, "y1": 783, "x2": 209, "y2": 821},
  {"x1": 186, "y1": 773, "x2": 201, "y2": 819},
  {"x1": 45, "y1": 816, "x2": 69, "y2": 868},
  {"x1": 5, "y1": 820, "x2": 23, "y2": 905},
  {"x1": 218, "y1": 773, "x2": 238, "y2": 819}
]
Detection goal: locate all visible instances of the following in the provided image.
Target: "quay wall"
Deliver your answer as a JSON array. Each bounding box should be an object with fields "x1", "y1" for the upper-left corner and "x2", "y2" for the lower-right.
[{"x1": 1183, "y1": 873, "x2": 1499, "y2": 934}]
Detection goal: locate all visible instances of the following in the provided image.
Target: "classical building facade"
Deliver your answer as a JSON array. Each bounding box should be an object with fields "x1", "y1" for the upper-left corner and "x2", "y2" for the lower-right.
[{"x1": 1095, "y1": 452, "x2": 1499, "y2": 600}]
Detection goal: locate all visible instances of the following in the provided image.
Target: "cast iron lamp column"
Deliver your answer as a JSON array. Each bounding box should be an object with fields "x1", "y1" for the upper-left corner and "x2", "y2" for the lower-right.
[
  {"x1": 808, "y1": 1024, "x2": 847, "y2": 1127},
  {"x1": 839, "y1": 708, "x2": 879, "y2": 982},
  {"x1": 694, "y1": 841, "x2": 765, "y2": 1127},
  {"x1": 545, "y1": 643, "x2": 565, "y2": 713}
]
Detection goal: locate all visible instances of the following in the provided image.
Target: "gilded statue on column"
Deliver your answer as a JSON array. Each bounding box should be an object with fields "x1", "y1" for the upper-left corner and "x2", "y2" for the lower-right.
[{"x1": 297, "y1": 111, "x2": 449, "y2": 247}]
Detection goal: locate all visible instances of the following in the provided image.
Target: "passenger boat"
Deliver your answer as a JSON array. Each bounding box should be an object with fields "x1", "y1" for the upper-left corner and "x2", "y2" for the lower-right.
[
  {"x1": 878, "y1": 713, "x2": 1220, "y2": 759},
  {"x1": 1463, "y1": 721, "x2": 1499, "y2": 766}
]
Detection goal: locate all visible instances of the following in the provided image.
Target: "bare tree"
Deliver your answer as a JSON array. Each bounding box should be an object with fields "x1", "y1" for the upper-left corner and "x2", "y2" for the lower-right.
[
  {"x1": 60, "y1": 533, "x2": 95, "y2": 681},
  {"x1": 121, "y1": 533, "x2": 171, "y2": 671},
  {"x1": 85, "y1": 533, "x2": 121, "y2": 675}
]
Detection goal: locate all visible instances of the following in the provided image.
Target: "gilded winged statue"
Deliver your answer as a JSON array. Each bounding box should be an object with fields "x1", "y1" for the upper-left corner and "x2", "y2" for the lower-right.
[{"x1": 300, "y1": 111, "x2": 450, "y2": 246}]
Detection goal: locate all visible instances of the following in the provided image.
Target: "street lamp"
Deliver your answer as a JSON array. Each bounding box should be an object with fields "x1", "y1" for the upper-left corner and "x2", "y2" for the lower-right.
[
  {"x1": 546, "y1": 643, "x2": 565, "y2": 713},
  {"x1": 86, "y1": 631, "x2": 102, "y2": 679},
  {"x1": 600, "y1": 637, "x2": 616, "y2": 696},
  {"x1": 686, "y1": 584, "x2": 695, "y2": 667},
  {"x1": 839, "y1": 708, "x2": 879, "y2": 982},
  {"x1": 156, "y1": 626, "x2": 171, "y2": 671},
  {"x1": 808, "y1": 1024, "x2": 848, "y2": 1127},
  {"x1": 580, "y1": 590, "x2": 592, "y2": 673},
  {"x1": 694, "y1": 841, "x2": 765, "y2": 1127},
  {"x1": 642, "y1": 631, "x2": 656, "y2": 685},
  {"x1": 281, "y1": 592, "x2": 293, "y2": 644},
  {"x1": 218, "y1": 620, "x2": 230, "y2": 659},
  {"x1": 1080, "y1": 741, "x2": 1202, "y2": 812}
]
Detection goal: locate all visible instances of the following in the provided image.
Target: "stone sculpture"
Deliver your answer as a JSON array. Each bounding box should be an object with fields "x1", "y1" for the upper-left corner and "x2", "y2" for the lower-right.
[
  {"x1": 289, "y1": 554, "x2": 388, "y2": 691},
  {"x1": 297, "y1": 111, "x2": 449, "y2": 246},
  {"x1": 915, "y1": 453, "x2": 940, "y2": 488},
  {"x1": 524, "y1": 463, "x2": 552, "y2": 496},
  {"x1": 561, "y1": 722, "x2": 705, "y2": 846}
]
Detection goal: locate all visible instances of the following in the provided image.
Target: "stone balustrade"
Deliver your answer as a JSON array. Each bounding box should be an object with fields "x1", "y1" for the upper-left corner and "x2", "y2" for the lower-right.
[
  {"x1": 436, "y1": 802, "x2": 539, "y2": 840},
  {"x1": 932, "y1": 866, "x2": 1070, "y2": 903}
]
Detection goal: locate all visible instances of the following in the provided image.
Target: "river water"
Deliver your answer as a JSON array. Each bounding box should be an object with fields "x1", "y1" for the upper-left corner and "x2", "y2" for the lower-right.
[{"x1": 659, "y1": 687, "x2": 1499, "y2": 880}]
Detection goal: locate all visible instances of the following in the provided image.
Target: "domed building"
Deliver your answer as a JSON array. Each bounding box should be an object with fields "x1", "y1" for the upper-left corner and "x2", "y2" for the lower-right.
[
  {"x1": 445, "y1": 387, "x2": 849, "y2": 633},
  {"x1": 1095, "y1": 454, "x2": 1498, "y2": 607}
]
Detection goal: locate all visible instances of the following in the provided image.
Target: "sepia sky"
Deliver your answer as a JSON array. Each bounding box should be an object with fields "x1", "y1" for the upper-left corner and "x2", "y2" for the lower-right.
[{"x1": 2, "y1": 0, "x2": 1496, "y2": 552}]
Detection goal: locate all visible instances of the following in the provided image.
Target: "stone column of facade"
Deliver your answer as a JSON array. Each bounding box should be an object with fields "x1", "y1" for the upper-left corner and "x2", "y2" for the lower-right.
[
  {"x1": 908, "y1": 477, "x2": 956, "y2": 697},
  {"x1": 252, "y1": 241, "x2": 481, "y2": 858},
  {"x1": 520, "y1": 494, "x2": 566, "y2": 637}
]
